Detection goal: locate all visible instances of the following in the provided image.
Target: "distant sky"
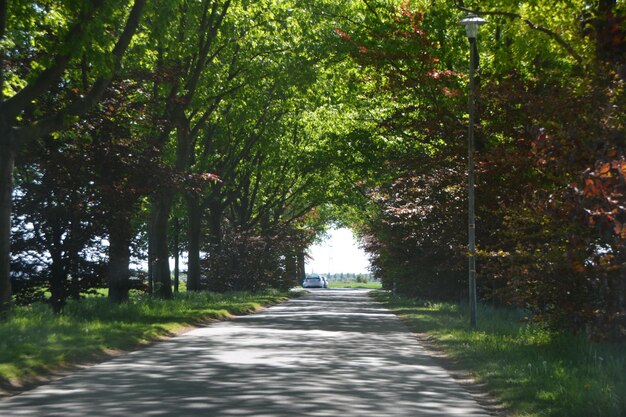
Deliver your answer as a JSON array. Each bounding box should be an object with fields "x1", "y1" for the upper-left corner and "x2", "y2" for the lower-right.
[{"x1": 306, "y1": 228, "x2": 371, "y2": 274}]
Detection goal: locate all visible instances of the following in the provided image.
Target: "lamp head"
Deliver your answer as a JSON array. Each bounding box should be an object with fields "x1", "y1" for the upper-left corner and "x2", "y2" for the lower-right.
[{"x1": 459, "y1": 14, "x2": 487, "y2": 39}]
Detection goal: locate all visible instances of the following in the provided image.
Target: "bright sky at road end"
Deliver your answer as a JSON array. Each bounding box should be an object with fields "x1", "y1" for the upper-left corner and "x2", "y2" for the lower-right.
[{"x1": 305, "y1": 228, "x2": 371, "y2": 275}]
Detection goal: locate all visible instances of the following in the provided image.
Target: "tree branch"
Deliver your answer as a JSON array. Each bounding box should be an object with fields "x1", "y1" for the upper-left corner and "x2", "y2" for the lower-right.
[
  {"x1": 361, "y1": 0, "x2": 381, "y2": 20},
  {"x1": 14, "y1": 0, "x2": 147, "y2": 145},
  {"x1": 186, "y1": 0, "x2": 231, "y2": 100},
  {"x1": 455, "y1": 3, "x2": 583, "y2": 64},
  {"x1": 2, "y1": 0, "x2": 106, "y2": 119}
]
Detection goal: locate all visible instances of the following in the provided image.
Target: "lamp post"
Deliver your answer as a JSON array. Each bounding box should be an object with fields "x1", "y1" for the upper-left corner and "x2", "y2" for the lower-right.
[{"x1": 459, "y1": 13, "x2": 486, "y2": 328}]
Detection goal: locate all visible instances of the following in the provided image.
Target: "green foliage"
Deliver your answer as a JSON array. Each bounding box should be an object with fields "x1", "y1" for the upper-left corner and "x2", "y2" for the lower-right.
[
  {"x1": 4, "y1": 0, "x2": 139, "y2": 100},
  {"x1": 342, "y1": 0, "x2": 626, "y2": 339},
  {"x1": 374, "y1": 291, "x2": 626, "y2": 417}
]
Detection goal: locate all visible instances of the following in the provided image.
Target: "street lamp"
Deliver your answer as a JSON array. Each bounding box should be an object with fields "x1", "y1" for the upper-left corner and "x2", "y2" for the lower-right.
[{"x1": 459, "y1": 13, "x2": 486, "y2": 328}]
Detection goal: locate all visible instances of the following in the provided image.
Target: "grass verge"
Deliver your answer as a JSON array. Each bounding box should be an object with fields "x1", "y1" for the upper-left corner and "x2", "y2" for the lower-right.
[
  {"x1": 371, "y1": 291, "x2": 626, "y2": 417},
  {"x1": 328, "y1": 281, "x2": 382, "y2": 289},
  {"x1": 0, "y1": 290, "x2": 292, "y2": 390}
]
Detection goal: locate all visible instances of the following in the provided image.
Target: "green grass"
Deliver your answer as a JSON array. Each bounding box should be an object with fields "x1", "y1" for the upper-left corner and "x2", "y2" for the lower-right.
[
  {"x1": 372, "y1": 291, "x2": 626, "y2": 417},
  {"x1": 0, "y1": 290, "x2": 292, "y2": 385},
  {"x1": 328, "y1": 281, "x2": 382, "y2": 289}
]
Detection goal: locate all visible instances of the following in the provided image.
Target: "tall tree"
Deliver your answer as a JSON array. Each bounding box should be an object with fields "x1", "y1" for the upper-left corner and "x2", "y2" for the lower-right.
[
  {"x1": 143, "y1": 0, "x2": 231, "y2": 298},
  {"x1": 0, "y1": 0, "x2": 146, "y2": 313}
]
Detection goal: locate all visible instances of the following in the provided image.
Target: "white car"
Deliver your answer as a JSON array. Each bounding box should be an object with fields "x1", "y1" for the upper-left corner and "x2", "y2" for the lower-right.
[{"x1": 303, "y1": 276, "x2": 328, "y2": 288}]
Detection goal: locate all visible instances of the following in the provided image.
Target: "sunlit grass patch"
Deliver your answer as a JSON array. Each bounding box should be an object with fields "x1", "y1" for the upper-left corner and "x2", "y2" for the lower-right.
[
  {"x1": 0, "y1": 290, "x2": 291, "y2": 384},
  {"x1": 372, "y1": 291, "x2": 626, "y2": 417}
]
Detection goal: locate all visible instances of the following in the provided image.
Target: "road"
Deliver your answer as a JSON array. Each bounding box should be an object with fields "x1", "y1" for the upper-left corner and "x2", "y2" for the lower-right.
[{"x1": 0, "y1": 289, "x2": 490, "y2": 416}]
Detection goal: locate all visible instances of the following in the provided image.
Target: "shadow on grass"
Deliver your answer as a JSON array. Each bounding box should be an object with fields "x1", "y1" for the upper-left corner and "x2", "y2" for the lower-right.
[
  {"x1": 0, "y1": 291, "x2": 290, "y2": 394},
  {"x1": 374, "y1": 292, "x2": 626, "y2": 417}
]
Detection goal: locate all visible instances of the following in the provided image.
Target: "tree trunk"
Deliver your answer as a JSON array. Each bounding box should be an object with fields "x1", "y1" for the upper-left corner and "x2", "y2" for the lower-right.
[
  {"x1": 49, "y1": 244, "x2": 66, "y2": 314},
  {"x1": 186, "y1": 195, "x2": 202, "y2": 291},
  {"x1": 149, "y1": 193, "x2": 173, "y2": 299},
  {"x1": 147, "y1": 216, "x2": 154, "y2": 293},
  {"x1": 67, "y1": 205, "x2": 82, "y2": 300},
  {"x1": 285, "y1": 252, "x2": 297, "y2": 289},
  {"x1": 108, "y1": 214, "x2": 132, "y2": 303},
  {"x1": 173, "y1": 217, "x2": 180, "y2": 294},
  {"x1": 46, "y1": 199, "x2": 82, "y2": 311},
  {"x1": 0, "y1": 146, "x2": 13, "y2": 315},
  {"x1": 297, "y1": 250, "x2": 306, "y2": 285},
  {"x1": 207, "y1": 199, "x2": 223, "y2": 286},
  {"x1": 68, "y1": 252, "x2": 81, "y2": 301},
  {"x1": 617, "y1": 262, "x2": 626, "y2": 330}
]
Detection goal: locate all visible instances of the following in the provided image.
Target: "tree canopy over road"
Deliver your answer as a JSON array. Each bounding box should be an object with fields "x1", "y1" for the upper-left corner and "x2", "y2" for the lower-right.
[{"x1": 1, "y1": 0, "x2": 625, "y2": 340}]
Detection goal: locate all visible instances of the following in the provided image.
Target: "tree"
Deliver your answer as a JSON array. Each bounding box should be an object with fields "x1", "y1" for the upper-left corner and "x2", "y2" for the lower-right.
[
  {"x1": 12, "y1": 136, "x2": 106, "y2": 311},
  {"x1": 139, "y1": 0, "x2": 232, "y2": 298},
  {"x1": 0, "y1": 0, "x2": 147, "y2": 313}
]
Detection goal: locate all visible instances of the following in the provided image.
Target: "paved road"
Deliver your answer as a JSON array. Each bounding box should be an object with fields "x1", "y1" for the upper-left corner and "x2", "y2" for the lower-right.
[{"x1": 0, "y1": 289, "x2": 489, "y2": 416}]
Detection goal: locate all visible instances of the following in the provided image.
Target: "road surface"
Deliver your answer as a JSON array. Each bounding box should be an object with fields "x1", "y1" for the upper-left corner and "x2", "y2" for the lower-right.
[{"x1": 0, "y1": 289, "x2": 490, "y2": 416}]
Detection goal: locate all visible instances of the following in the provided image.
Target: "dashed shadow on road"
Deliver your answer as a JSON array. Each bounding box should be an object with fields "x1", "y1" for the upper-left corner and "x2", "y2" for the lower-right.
[{"x1": 0, "y1": 289, "x2": 490, "y2": 416}]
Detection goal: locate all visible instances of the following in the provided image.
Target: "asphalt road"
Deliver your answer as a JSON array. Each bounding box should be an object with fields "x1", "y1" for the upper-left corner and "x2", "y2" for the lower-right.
[{"x1": 0, "y1": 289, "x2": 490, "y2": 416}]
